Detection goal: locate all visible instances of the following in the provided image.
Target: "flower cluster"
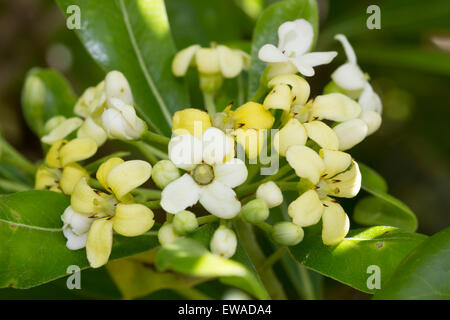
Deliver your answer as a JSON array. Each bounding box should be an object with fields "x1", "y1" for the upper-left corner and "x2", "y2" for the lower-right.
[{"x1": 34, "y1": 18, "x2": 382, "y2": 268}]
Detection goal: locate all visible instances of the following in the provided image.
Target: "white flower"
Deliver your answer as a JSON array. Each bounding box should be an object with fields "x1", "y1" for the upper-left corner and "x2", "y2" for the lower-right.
[
  {"x1": 258, "y1": 19, "x2": 337, "y2": 77},
  {"x1": 101, "y1": 98, "x2": 147, "y2": 140},
  {"x1": 161, "y1": 127, "x2": 247, "y2": 219},
  {"x1": 210, "y1": 226, "x2": 237, "y2": 259},
  {"x1": 61, "y1": 206, "x2": 94, "y2": 250},
  {"x1": 332, "y1": 34, "x2": 382, "y2": 137}
]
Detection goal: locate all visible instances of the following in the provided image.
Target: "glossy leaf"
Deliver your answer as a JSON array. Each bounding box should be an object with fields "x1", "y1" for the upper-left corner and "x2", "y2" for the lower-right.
[
  {"x1": 155, "y1": 223, "x2": 270, "y2": 299},
  {"x1": 354, "y1": 196, "x2": 418, "y2": 232},
  {"x1": 289, "y1": 226, "x2": 427, "y2": 293},
  {"x1": 56, "y1": 0, "x2": 190, "y2": 135},
  {"x1": 248, "y1": 0, "x2": 318, "y2": 97},
  {"x1": 0, "y1": 190, "x2": 159, "y2": 289},
  {"x1": 357, "y1": 162, "x2": 418, "y2": 232},
  {"x1": 21, "y1": 68, "x2": 77, "y2": 137},
  {"x1": 374, "y1": 226, "x2": 450, "y2": 299}
]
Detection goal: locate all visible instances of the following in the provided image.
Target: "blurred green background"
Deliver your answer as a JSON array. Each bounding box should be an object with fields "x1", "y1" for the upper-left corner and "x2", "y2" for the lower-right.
[{"x1": 0, "y1": 0, "x2": 449, "y2": 299}]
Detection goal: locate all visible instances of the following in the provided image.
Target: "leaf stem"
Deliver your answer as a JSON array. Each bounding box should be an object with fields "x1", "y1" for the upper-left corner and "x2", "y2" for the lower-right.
[
  {"x1": 258, "y1": 247, "x2": 288, "y2": 274},
  {"x1": 236, "y1": 164, "x2": 292, "y2": 197},
  {"x1": 250, "y1": 83, "x2": 268, "y2": 102},
  {"x1": 143, "y1": 200, "x2": 161, "y2": 210}
]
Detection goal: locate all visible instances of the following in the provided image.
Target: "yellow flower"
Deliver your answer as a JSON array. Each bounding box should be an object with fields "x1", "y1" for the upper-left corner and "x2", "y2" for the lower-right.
[
  {"x1": 69, "y1": 157, "x2": 154, "y2": 268},
  {"x1": 45, "y1": 138, "x2": 97, "y2": 169},
  {"x1": 285, "y1": 146, "x2": 360, "y2": 245},
  {"x1": 263, "y1": 74, "x2": 310, "y2": 111},
  {"x1": 35, "y1": 165, "x2": 62, "y2": 193},
  {"x1": 231, "y1": 102, "x2": 274, "y2": 130},
  {"x1": 172, "y1": 108, "x2": 211, "y2": 138}
]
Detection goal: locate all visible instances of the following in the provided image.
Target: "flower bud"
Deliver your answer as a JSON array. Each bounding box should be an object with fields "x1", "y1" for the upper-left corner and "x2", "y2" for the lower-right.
[
  {"x1": 241, "y1": 199, "x2": 269, "y2": 224},
  {"x1": 272, "y1": 222, "x2": 304, "y2": 246},
  {"x1": 151, "y1": 160, "x2": 180, "y2": 189},
  {"x1": 61, "y1": 205, "x2": 94, "y2": 235},
  {"x1": 333, "y1": 119, "x2": 368, "y2": 151},
  {"x1": 256, "y1": 181, "x2": 283, "y2": 208},
  {"x1": 172, "y1": 108, "x2": 211, "y2": 138},
  {"x1": 101, "y1": 98, "x2": 147, "y2": 140},
  {"x1": 104, "y1": 70, "x2": 133, "y2": 107},
  {"x1": 158, "y1": 223, "x2": 180, "y2": 245},
  {"x1": 74, "y1": 81, "x2": 106, "y2": 118},
  {"x1": 22, "y1": 74, "x2": 46, "y2": 135},
  {"x1": 172, "y1": 210, "x2": 198, "y2": 235},
  {"x1": 210, "y1": 226, "x2": 237, "y2": 259}
]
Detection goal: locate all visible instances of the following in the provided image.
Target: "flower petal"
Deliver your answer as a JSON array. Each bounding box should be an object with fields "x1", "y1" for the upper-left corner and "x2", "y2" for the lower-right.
[
  {"x1": 77, "y1": 117, "x2": 107, "y2": 146},
  {"x1": 285, "y1": 145, "x2": 325, "y2": 185},
  {"x1": 61, "y1": 205, "x2": 93, "y2": 235},
  {"x1": 360, "y1": 110, "x2": 382, "y2": 136},
  {"x1": 326, "y1": 161, "x2": 361, "y2": 198},
  {"x1": 195, "y1": 48, "x2": 220, "y2": 75},
  {"x1": 258, "y1": 44, "x2": 288, "y2": 63},
  {"x1": 172, "y1": 44, "x2": 200, "y2": 77},
  {"x1": 199, "y1": 180, "x2": 241, "y2": 219},
  {"x1": 319, "y1": 149, "x2": 352, "y2": 178},
  {"x1": 59, "y1": 138, "x2": 98, "y2": 167},
  {"x1": 278, "y1": 19, "x2": 313, "y2": 55},
  {"x1": 334, "y1": 34, "x2": 357, "y2": 64},
  {"x1": 267, "y1": 74, "x2": 311, "y2": 106},
  {"x1": 63, "y1": 228, "x2": 88, "y2": 250},
  {"x1": 331, "y1": 63, "x2": 366, "y2": 92},
  {"x1": 304, "y1": 121, "x2": 339, "y2": 150},
  {"x1": 214, "y1": 158, "x2": 248, "y2": 188},
  {"x1": 217, "y1": 45, "x2": 244, "y2": 78},
  {"x1": 60, "y1": 163, "x2": 89, "y2": 195},
  {"x1": 310, "y1": 93, "x2": 361, "y2": 122},
  {"x1": 358, "y1": 83, "x2": 382, "y2": 113},
  {"x1": 41, "y1": 117, "x2": 83, "y2": 144},
  {"x1": 86, "y1": 218, "x2": 114, "y2": 268},
  {"x1": 202, "y1": 127, "x2": 233, "y2": 165},
  {"x1": 263, "y1": 84, "x2": 292, "y2": 111},
  {"x1": 107, "y1": 160, "x2": 152, "y2": 200},
  {"x1": 96, "y1": 157, "x2": 124, "y2": 192},
  {"x1": 172, "y1": 108, "x2": 211, "y2": 138},
  {"x1": 168, "y1": 134, "x2": 203, "y2": 171},
  {"x1": 71, "y1": 177, "x2": 102, "y2": 215},
  {"x1": 291, "y1": 51, "x2": 337, "y2": 76},
  {"x1": 231, "y1": 102, "x2": 275, "y2": 130},
  {"x1": 105, "y1": 70, "x2": 133, "y2": 107},
  {"x1": 274, "y1": 118, "x2": 307, "y2": 157},
  {"x1": 112, "y1": 203, "x2": 154, "y2": 237},
  {"x1": 333, "y1": 119, "x2": 368, "y2": 150},
  {"x1": 161, "y1": 174, "x2": 201, "y2": 214},
  {"x1": 321, "y1": 199, "x2": 350, "y2": 245},
  {"x1": 288, "y1": 190, "x2": 324, "y2": 227},
  {"x1": 234, "y1": 128, "x2": 265, "y2": 160}
]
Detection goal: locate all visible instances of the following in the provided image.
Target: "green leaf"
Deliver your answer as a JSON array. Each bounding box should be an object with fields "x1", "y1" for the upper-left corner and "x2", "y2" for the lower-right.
[
  {"x1": 56, "y1": 0, "x2": 190, "y2": 136},
  {"x1": 248, "y1": 0, "x2": 318, "y2": 97},
  {"x1": 0, "y1": 190, "x2": 159, "y2": 289},
  {"x1": 374, "y1": 226, "x2": 450, "y2": 299},
  {"x1": 354, "y1": 196, "x2": 418, "y2": 232},
  {"x1": 21, "y1": 68, "x2": 77, "y2": 137},
  {"x1": 155, "y1": 223, "x2": 270, "y2": 299},
  {"x1": 357, "y1": 162, "x2": 418, "y2": 232},
  {"x1": 289, "y1": 226, "x2": 427, "y2": 294},
  {"x1": 358, "y1": 162, "x2": 388, "y2": 193}
]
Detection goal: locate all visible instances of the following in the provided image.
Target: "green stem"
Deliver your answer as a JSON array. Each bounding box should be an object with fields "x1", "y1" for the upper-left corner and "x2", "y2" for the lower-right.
[
  {"x1": 172, "y1": 287, "x2": 212, "y2": 300},
  {"x1": 281, "y1": 173, "x2": 298, "y2": 182},
  {"x1": 234, "y1": 219, "x2": 286, "y2": 300},
  {"x1": 275, "y1": 181, "x2": 298, "y2": 191},
  {"x1": 237, "y1": 74, "x2": 244, "y2": 105},
  {"x1": 250, "y1": 83, "x2": 268, "y2": 102},
  {"x1": 85, "y1": 151, "x2": 131, "y2": 174},
  {"x1": 143, "y1": 200, "x2": 161, "y2": 210},
  {"x1": 143, "y1": 131, "x2": 170, "y2": 145},
  {"x1": 236, "y1": 164, "x2": 292, "y2": 197},
  {"x1": 258, "y1": 247, "x2": 288, "y2": 273},
  {"x1": 132, "y1": 188, "x2": 161, "y2": 200},
  {"x1": 254, "y1": 221, "x2": 273, "y2": 233},
  {"x1": 202, "y1": 91, "x2": 216, "y2": 116},
  {"x1": 0, "y1": 178, "x2": 31, "y2": 192},
  {"x1": 126, "y1": 141, "x2": 158, "y2": 165},
  {"x1": 197, "y1": 215, "x2": 218, "y2": 225},
  {"x1": 0, "y1": 138, "x2": 36, "y2": 176},
  {"x1": 297, "y1": 264, "x2": 316, "y2": 300}
]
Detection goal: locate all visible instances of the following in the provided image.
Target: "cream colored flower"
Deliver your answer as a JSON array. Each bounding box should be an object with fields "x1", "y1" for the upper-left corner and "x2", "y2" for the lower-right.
[
  {"x1": 210, "y1": 226, "x2": 237, "y2": 258},
  {"x1": 286, "y1": 146, "x2": 360, "y2": 245},
  {"x1": 256, "y1": 181, "x2": 283, "y2": 208},
  {"x1": 258, "y1": 19, "x2": 337, "y2": 77},
  {"x1": 161, "y1": 127, "x2": 247, "y2": 219},
  {"x1": 67, "y1": 157, "x2": 154, "y2": 268}
]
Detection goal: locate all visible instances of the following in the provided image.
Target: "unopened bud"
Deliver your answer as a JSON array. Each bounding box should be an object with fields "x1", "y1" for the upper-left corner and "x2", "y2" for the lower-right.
[
  {"x1": 256, "y1": 181, "x2": 283, "y2": 208},
  {"x1": 172, "y1": 210, "x2": 198, "y2": 235},
  {"x1": 210, "y1": 226, "x2": 237, "y2": 259},
  {"x1": 152, "y1": 160, "x2": 180, "y2": 189},
  {"x1": 158, "y1": 223, "x2": 180, "y2": 245},
  {"x1": 272, "y1": 222, "x2": 304, "y2": 246},
  {"x1": 22, "y1": 74, "x2": 46, "y2": 135},
  {"x1": 199, "y1": 74, "x2": 223, "y2": 93},
  {"x1": 241, "y1": 199, "x2": 269, "y2": 224}
]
